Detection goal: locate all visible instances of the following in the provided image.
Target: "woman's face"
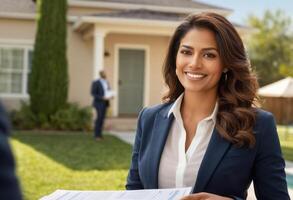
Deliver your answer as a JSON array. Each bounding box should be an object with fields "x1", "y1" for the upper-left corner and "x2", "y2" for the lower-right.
[{"x1": 176, "y1": 27, "x2": 224, "y2": 95}]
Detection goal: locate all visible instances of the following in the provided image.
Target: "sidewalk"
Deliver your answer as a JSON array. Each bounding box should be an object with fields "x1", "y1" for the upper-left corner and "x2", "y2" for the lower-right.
[{"x1": 108, "y1": 131, "x2": 293, "y2": 199}]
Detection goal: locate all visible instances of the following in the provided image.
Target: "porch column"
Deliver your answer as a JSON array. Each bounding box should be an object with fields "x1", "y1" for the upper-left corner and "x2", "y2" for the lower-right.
[{"x1": 93, "y1": 27, "x2": 107, "y2": 79}]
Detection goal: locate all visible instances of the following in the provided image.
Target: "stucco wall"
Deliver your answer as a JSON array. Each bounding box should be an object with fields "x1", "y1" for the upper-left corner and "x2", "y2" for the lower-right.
[
  {"x1": 67, "y1": 25, "x2": 93, "y2": 108},
  {"x1": 0, "y1": 18, "x2": 35, "y2": 40}
]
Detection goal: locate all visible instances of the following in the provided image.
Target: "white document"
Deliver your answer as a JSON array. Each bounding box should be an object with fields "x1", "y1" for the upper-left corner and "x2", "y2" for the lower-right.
[
  {"x1": 104, "y1": 90, "x2": 116, "y2": 99},
  {"x1": 40, "y1": 187, "x2": 192, "y2": 200}
]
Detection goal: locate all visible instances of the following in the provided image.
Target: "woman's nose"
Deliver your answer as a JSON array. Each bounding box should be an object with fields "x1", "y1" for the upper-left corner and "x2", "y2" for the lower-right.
[{"x1": 189, "y1": 54, "x2": 202, "y2": 69}]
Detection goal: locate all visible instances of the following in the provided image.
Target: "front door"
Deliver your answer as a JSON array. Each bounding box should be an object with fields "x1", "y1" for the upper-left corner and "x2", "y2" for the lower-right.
[{"x1": 118, "y1": 49, "x2": 145, "y2": 116}]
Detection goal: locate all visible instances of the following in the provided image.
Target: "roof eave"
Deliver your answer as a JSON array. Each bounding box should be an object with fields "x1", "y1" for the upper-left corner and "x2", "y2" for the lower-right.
[
  {"x1": 69, "y1": 0, "x2": 232, "y2": 16},
  {"x1": 0, "y1": 12, "x2": 35, "y2": 20},
  {"x1": 73, "y1": 16, "x2": 180, "y2": 32},
  {"x1": 0, "y1": 12, "x2": 78, "y2": 22},
  {"x1": 74, "y1": 16, "x2": 251, "y2": 36}
]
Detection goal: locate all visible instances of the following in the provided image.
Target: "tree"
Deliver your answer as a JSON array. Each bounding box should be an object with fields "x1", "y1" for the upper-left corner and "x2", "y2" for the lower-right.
[
  {"x1": 247, "y1": 10, "x2": 293, "y2": 86},
  {"x1": 29, "y1": 0, "x2": 68, "y2": 119}
]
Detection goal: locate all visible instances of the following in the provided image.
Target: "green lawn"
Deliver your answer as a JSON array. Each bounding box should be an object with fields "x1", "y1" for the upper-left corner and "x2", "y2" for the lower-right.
[
  {"x1": 11, "y1": 131, "x2": 132, "y2": 200},
  {"x1": 278, "y1": 126, "x2": 293, "y2": 161}
]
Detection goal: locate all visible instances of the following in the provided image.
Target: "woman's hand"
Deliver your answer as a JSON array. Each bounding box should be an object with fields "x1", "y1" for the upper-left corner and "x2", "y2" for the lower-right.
[{"x1": 181, "y1": 192, "x2": 233, "y2": 200}]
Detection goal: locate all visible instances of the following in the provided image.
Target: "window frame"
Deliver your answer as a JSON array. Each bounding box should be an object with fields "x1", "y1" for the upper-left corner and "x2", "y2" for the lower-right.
[{"x1": 0, "y1": 41, "x2": 33, "y2": 99}]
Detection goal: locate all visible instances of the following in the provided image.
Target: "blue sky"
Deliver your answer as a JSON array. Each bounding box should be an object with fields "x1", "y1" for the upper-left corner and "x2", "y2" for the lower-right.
[{"x1": 202, "y1": 0, "x2": 293, "y2": 25}]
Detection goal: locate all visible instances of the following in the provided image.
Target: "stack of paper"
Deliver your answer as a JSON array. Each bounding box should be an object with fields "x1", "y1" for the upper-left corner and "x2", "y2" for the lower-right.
[
  {"x1": 40, "y1": 187, "x2": 192, "y2": 200},
  {"x1": 105, "y1": 90, "x2": 116, "y2": 99}
]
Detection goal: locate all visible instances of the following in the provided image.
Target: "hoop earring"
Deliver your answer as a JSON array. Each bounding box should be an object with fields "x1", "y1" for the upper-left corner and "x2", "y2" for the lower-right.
[
  {"x1": 222, "y1": 68, "x2": 228, "y2": 82},
  {"x1": 222, "y1": 72, "x2": 228, "y2": 82},
  {"x1": 224, "y1": 72, "x2": 228, "y2": 82}
]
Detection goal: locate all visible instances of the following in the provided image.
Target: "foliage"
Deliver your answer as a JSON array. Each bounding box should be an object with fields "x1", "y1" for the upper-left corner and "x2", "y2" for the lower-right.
[
  {"x1": 29, "y1": 0, "x2": 68, "y2": 117},
  {"x1": 10, "y1": 101, "x2": 37, "y2": 130},
  {"x1": 11, "y1": 132, "x2": 132, "y2": 200},
  {"x1": 10, "y1": 102, "x2": 92, "y2": 131},
  {"x1": 278, "y1": 125, "x2": 293, "y2": 161},
  {"x1": 247, "y1": 10, "x2": 293, "y2": 86},
  {"x1": 50, "y1": 103, "x2": 92, "y2": 131}
]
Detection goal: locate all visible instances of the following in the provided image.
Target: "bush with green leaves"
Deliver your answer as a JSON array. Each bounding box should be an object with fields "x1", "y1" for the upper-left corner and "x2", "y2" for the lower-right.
[
  {"x1": 50, "y1": 103, "x2": 92, "y2": 131},
  {"x1": 10, "y1": 101, "x2": 37, "y2": 130},
  {"x1": 11, "y1": 102, "x2": 92, "y2": 131}
]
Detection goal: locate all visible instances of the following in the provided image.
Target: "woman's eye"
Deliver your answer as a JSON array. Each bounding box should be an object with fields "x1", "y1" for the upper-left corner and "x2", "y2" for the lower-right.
[
  {"x1": 203, "y1": 53, "x2": 216, "y2": 58},
  {"x1": 180, "y1": 50, "x2": 192, "y2": 55}
]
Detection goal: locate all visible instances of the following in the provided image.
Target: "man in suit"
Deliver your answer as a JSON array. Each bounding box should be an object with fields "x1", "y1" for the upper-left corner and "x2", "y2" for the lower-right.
[
  {"x1": 91, "y1": 70, "x2": 111, "y2": 141},
  {"x1": 0, "y1": 103, "x2": 22, "y2": 200}
]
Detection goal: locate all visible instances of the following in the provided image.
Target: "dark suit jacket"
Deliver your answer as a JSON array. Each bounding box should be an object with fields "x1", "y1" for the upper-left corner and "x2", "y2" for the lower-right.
[
  {"x1": 0, "y1": 103, "x2": 22, "y2": 200},
  {"x1": 126, "y1": 103, "x2": 290, "y2": 200},
  {"x1": 91, "y1": 79, "x2": 109, "y2": 107}
]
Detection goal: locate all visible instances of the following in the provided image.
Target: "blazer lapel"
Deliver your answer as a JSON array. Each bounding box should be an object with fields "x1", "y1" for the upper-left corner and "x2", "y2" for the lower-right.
[
  {"x1": 97, "y1": 80, "x2": 104, "y2": 96},
  {"x1": 192, "y1": 128, "x2": 231, "y2": 193},
  {"x1": 147, "y1": 104, "x2": 174, "y2": 188}
]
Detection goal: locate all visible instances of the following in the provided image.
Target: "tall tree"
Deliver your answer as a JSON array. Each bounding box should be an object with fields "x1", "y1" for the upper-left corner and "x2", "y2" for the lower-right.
[
  {"x1": 247, "y1": 10, "x2": 293, "y2": 86},
  {"x1": 29, "y1": 0, "x2": 68, "y2": 118}
]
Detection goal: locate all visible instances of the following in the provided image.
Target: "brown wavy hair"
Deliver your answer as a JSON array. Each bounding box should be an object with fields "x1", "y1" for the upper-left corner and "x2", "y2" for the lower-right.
[{"x1": 162, "y1": 12, "x2": 259, "y2": 147}]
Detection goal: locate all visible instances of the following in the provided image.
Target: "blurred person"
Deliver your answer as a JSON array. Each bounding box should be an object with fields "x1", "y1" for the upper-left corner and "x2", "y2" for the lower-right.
[
  {"x1": 0, "y1": 103, "x2": 22, "y2": 200},
  {"x1": 91, "y1": 70, "x2": 112, "y2": 141},
  {"x1": 126, "y1": 12, "x2": 289, "y2": 200}
]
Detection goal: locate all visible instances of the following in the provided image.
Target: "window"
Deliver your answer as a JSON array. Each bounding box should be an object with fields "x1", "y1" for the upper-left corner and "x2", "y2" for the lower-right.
[{"x1": 0, "y1": 46, "x2": 33, "y2": 96}]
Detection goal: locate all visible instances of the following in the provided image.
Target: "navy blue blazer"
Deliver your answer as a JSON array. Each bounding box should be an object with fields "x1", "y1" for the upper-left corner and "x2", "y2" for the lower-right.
[
  {"x1": 126, "y1": 103, "x2": 290, "y2": 200},
  {"x1": 0, "y1": 103, "x2": 22, "y2": 200},
  {"x1": 91, "y1": 79, "x2": 109, "y2": 107}
]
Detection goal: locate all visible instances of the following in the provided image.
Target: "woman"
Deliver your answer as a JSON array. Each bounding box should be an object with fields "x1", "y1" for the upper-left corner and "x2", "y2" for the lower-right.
[
  {"x1": 0, "y1": 103, "x2": 22, "y2": 200},
  {"x1": 126, "y1": 12, "x2": 289, "y2": 199}
]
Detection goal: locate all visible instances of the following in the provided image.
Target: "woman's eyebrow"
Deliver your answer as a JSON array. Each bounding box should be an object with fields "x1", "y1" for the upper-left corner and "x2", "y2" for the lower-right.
[
  {"x1": 202, "y1": 47, "x2": 218, "y2": 51},
  {"x1": 180, "y1": 45, "x2": 193, "y2": 49},
  {"x1": 180, "y1": 45, "x2": 218, "y2": 52}
]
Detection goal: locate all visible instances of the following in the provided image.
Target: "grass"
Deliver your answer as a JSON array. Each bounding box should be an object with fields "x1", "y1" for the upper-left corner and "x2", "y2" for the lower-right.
[
  {"x1": 10, "y1": 131, "x2": 132, "y2": 200},
  {"x1": 278, "y1": 125, "x2": 293, "y2": 161}
]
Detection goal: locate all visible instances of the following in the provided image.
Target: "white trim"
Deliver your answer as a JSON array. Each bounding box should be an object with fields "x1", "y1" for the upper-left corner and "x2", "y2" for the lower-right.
[
  {"x1": 0, "y1": 41, "x2": 33, "y2": 98},
  {"x1": 0, "y1": 12, "x2": 78, "y2": 22},
  {"x1": 74, "y1": 17, "x2": 250, "y2": 38},
  {"x1": 22, "y1": 49, "x2": 31, "y2": 96},
  {"x1": 74, "y1": 16, "x2": 179, "y2": 31},
  {"x1": 93, "y1": 26, "x2": 108, "y2": 80},
  {"x1": 74, "y1": 17, "x2": 177, "y2": 38},
  {"x1": 0, "y1": 12, "x2": 35, "y2": 20},
  {"x1": 0, "y1": 39, "x2": 34, "y2": 47},
  {"x1": 114, "y1": 44, "x2": 150, "y2": 117},
  {"x1": 69, "y1": 1, "x2": 232, "y2": 15},
  {"x1": 0, "y1": 94, "x2": 29, "y2": 99}
]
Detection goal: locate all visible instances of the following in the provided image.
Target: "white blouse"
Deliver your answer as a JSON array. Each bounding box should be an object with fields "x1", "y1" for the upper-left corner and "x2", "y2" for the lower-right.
[{"x1": 158, "y1": 93, "x2": 218, "y2": 188}]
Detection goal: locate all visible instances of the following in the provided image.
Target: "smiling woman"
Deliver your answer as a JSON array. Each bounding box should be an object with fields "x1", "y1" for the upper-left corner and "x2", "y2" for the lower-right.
[
  {"x1": 126, "y1": 12, "x2": 290, "y2": 200},
  {"x1": 163, "y1": 13, "x2": 259, "y2": 148}
]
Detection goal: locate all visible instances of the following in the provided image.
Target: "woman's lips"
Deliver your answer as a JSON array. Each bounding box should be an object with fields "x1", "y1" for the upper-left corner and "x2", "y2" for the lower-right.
[{"x1": 185, "y1": 72, "x2": 207, "y2": 80}]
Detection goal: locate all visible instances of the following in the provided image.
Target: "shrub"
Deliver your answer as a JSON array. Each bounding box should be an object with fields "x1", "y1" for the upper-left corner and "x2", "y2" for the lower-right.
[
  {"x1": 11, "y1": 102, "x2": 92, "y2": 131},
  {"x1": 50, "y1": 103, "x2": 92, "y2": 131},
  {"x1": 10, "y1": 101, "x2": 37, "y2": 130},
  {"x1": 29, "y1": 0, "x2": 68, "y2": 117}
]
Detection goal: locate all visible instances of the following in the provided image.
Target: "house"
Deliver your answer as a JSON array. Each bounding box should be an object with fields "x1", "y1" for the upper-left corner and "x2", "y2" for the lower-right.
[{"x1": 0, "y1": 0, "x2": 249, "y2": 116}]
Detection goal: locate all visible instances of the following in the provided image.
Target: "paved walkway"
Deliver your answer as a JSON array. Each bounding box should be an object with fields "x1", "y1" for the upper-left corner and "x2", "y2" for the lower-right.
[{"x1": 108, "y1": 131, "x2": 293, "y2": 199}]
